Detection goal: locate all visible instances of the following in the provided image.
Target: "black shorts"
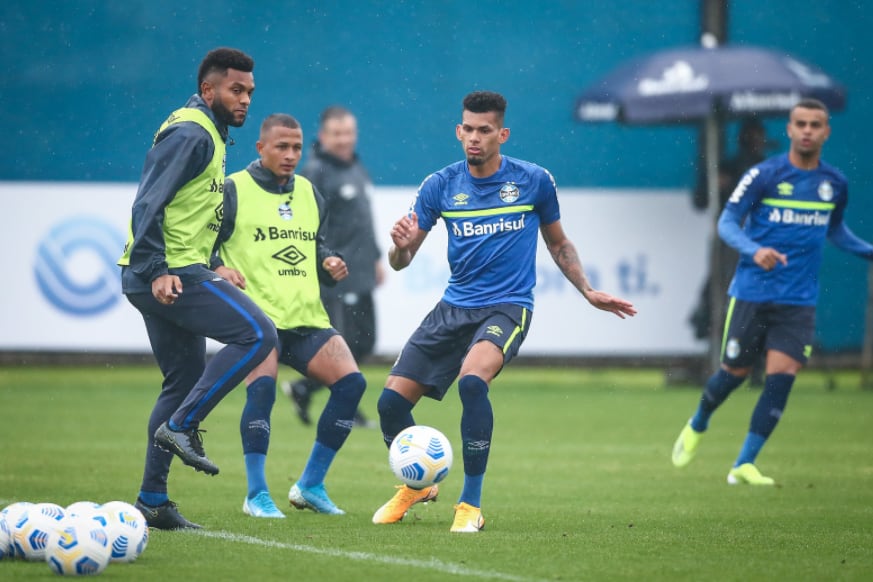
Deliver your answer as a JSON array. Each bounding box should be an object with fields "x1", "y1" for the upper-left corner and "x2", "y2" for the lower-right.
[
  {"x1": 390, "y1": 301, "x2": 532, "y2": 401},
  {"x1": 721, "y1": 298, "x2": 816, "y2": 366},
  {"x1": 277, "y1": 327, "x2": 339, "y2": 375}
]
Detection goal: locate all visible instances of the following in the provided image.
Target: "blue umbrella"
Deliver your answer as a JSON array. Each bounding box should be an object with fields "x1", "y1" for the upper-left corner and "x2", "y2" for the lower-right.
[{"x1": 575, "y1": 45, "x2": 846, "y2": 124}]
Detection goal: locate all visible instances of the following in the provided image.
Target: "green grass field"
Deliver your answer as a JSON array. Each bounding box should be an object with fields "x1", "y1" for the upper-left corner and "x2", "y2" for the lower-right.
[{"x1": 1, "y1": 364, "x2": 871, "y2": 580}]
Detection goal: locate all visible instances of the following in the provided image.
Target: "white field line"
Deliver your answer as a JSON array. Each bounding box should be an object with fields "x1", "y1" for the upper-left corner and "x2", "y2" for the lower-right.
[{"x1": 195, "y1": 529, "x2": 545, "y2": 582}]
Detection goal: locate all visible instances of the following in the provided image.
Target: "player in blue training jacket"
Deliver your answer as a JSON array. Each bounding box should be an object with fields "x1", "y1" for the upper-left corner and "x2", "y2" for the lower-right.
[
  {"x1": 119, "y1": 48, "x2": 278, "y2": 530},
  {"x1": 672, "y1": 98, "x2": 873, "y2": 485},
  {"x1": 371, "y1": 90, "x2": 637, "y2": 533}
]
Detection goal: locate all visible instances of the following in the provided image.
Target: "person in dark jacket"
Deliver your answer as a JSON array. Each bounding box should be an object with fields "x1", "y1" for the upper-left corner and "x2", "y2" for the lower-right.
[
  {"x1": 118, "y1": 47, "x2": 277, "y2": 530},
  {"x1": 282, "y1": 106, "x2": 382, "y2": 428}
]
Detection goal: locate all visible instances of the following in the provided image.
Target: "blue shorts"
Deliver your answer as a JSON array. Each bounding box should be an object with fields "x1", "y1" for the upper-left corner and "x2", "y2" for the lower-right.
[
  {"x1": 390, "y1": 301, "x2": 532, "y2": 401},
  {"x1": 277, "y1": 327, "x2": 339, "y2": 375},
  {"x1": 721, "y1": 298, "x2": 816, "y2": 366}
]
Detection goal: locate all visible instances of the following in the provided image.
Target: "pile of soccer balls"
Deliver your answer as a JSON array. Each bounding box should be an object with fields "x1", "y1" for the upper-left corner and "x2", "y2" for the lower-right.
[{"x1": 0, "y1": 499, "x2": 148, "y2": 576}]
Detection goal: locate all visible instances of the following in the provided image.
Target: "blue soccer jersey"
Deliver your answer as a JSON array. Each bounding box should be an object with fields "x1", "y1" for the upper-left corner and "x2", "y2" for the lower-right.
[
  {"x1": 413, "y1": 155, "x2": 560, "y2": 310},
  {"x1": 720, "y1": 153, "x2": 849, "y2": 305}
]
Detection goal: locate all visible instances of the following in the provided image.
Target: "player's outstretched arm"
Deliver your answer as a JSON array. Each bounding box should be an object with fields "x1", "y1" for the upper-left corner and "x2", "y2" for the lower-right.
[
  {"x1": 540, "y1": 221, "x2": 637, "y2": 319},
  {"x1": 388, "y1": 211, "x2": 427, "y2": 271}
]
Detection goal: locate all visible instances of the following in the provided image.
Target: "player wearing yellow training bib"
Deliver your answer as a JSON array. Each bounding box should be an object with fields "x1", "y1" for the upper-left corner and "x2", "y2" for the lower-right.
[
  {"x1": 118, "y1": 48, "x2": 277, "y2": 531},
  {"x1": 212, "y1": 113, "x2": 367, "y2": 518}
]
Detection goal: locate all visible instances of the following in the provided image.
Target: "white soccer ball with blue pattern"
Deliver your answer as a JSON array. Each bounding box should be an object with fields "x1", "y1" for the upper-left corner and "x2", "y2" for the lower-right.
[
  {"x1": 1, "y1": 502, "x2": 33, "y2": 560},
  {"x1": 11, "y1": 502, "x2": 66, "y2": 561},
  {"x1": 100, "y1": 501, "x2": 149, "y2": 562},
  {"x1": 389, "y1": 425, "x2": 453, "y2": 489},
  {"x1": 0, "y1": 515, "x2": 10, "y2": 560},
  {"x1": 64, "y1": 501, "x2": 103, "y2": 519},
  {"x1": 0, "y1": 506, "x2": 19, "y2": 560},
  {"x1": 44, "y1": 516, "x2": 112, "y2": 576}
]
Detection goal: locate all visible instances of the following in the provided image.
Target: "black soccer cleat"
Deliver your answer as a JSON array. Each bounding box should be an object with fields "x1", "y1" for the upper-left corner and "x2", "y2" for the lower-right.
[
  {"x1": 135, "y1": 498, "x2": 202, "y2": 530},
  {"x1": 154, "y1": 421, "x2": 220, "y2": 475}
]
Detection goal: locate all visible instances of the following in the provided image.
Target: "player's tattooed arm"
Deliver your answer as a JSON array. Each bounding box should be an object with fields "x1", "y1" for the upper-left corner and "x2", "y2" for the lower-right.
[
  {"x1": 552, "y1": 239, "x2": 594, "y2": 298},
  {"x1": 541, "y1": 221, "x2": 593, "y2": 298},
  {"x1": 541, "y1": 221, "x2": 637, "y2": 319}
]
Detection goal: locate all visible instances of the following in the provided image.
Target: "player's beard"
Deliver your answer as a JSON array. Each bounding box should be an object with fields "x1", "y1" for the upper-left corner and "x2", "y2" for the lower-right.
[
  {"x1": 212, "y1": 98, "x2": 245, "y2": 128},
  {"x1": 466, "y1": 153, "x2": 485, "y2": 166}
]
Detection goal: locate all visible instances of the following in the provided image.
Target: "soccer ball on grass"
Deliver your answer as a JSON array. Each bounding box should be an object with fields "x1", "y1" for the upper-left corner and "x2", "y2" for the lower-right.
[
  {"x1": 45, "y1": 516, "x2": 112, "y2": 576},
  {"x1": 64, "y1": 501, "x2": 103, "y2": 519},
  {"x1": 1, "y1": 502, "x2": 33, "y2": 560},
  {"x1": 11, "y1": 502, "x2": 65, "y2": 561},
  {"x1": 100, "y1": 500, "x2": 149, "y2": 562},
  {"x1": 388, "y1": 425, "x2": 453, "y2": 489}
]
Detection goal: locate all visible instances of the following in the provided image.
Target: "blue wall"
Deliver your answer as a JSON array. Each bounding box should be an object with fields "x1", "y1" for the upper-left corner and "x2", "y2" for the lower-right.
[{"x1": 2, "y1": 0, "x2": 870, "y2": 351}]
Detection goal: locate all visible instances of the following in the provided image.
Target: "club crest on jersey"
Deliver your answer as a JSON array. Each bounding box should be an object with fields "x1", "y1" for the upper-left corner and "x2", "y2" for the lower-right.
[
  {"x1": 278, "y1": 202, "x2": 293, "y2": 220},
  {"x1": 818, "y1": 181, "x2": 833, "y2": 201},
  {"x1": 499, "y1": 183, "x2": 520, "y2": 203}
]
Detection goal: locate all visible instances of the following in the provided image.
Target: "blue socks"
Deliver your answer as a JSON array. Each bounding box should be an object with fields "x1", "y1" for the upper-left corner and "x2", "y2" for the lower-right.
[
  {"x1": 138, "y1": 491, "x2": 169, "y2": 507},
  {"x1": 734, "y1": 434, "x2": 767, "y2": 467},
  {"x1": 316, "y1": 372, "x2": 366, "y2": 451},
  {"x1": 299, "y1": 372, "x2": 366, "y2": 487},
  {"x1": 241, "y1": 376, "x2": 275, "y2": 454},
  {"x1": 460, "y1": 474, "x2": 484, "y2": 507},
  {"x1": 299, "y1": 442, "x2": 337, "y2": 488},
  {"x1": 690, "y1": 369, "x2": 746, "y2": 432},
  {"x1": 735, "y1": 373, "x2": 794, "y2": 466},
  {"x1": 748, "y1": 373, "x2": 793, "y2": 437},
  {"x1": 241, "y1": 376, "x2": 275, "y2": 495},
  {"x1": 377, "y1": 388, "x2": 415, "y2": 448},
  {"x1": 375, "y1": 375, "x2": 492, "y2": 508},
  {"x1": 458, "y1": 375, "x2": 492, "y2": 507},
  {"x1": 244, "y1": 453, "x2": 268, "y2": 497}
]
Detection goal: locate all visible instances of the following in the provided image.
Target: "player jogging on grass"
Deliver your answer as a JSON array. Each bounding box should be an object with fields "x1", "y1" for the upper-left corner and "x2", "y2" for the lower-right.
[
  {"x1": 372, "y1": 91, "x2": 636, "y2": 532},
  {"x1": 671, "y1": 98, "x2": 873, "y2": 485}
]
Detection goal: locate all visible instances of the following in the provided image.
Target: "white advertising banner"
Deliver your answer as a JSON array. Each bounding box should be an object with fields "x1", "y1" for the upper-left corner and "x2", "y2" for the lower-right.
[
  {"x1": 1, "y1": 182, "x2": 709, "y2": 356},
  {"x1": 372, "y1": 187, "x2": 711, "y2": 356}
]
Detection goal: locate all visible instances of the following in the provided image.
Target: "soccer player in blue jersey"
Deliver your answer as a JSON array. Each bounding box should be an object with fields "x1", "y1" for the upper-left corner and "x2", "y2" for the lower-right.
[
  {"x1": 672, "y1": 99, "x2": 873, "y2": 485},
  {"x1": 371, "y1": 91, "x2": 637, "y2": 532}
]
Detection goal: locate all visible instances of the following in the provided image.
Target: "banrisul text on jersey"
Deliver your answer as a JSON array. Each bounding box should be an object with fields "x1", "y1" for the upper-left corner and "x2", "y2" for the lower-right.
[{"x1": 413, "y1": 156, "x2": 560, "y2": 311}]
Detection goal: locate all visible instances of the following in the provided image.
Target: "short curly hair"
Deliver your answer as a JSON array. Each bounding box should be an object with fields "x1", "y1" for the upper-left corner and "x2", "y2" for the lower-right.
[
  {"x1": 462, "y1": 91, "x2": 507, "y2": 123},
  {"x1": 197, "y1": 47, "x2": 254, "y2": 93}
]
